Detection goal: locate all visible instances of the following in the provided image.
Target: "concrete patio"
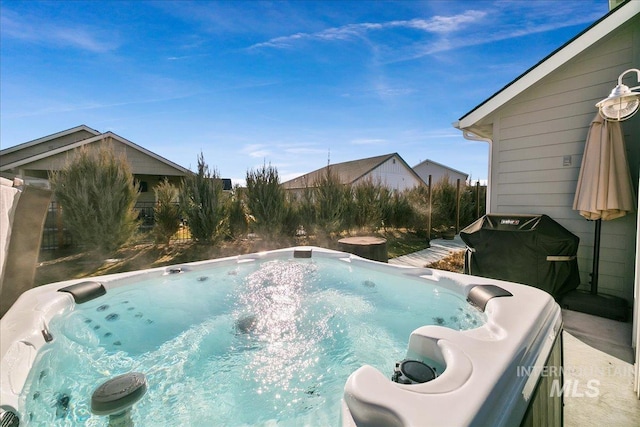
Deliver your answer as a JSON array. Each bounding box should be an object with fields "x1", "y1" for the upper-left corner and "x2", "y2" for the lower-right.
[
  {"x1": 563, "y1": 310, "x2": 639, "y2": 426},
  {"x1": 390, "y1": 239, "x2": 640, "y2": 426}
]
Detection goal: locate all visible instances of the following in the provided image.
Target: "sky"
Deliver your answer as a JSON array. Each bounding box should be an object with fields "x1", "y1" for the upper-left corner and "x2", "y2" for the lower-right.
[{"x1": 0, "y1": 0, "x2": 611, "y2": 185}]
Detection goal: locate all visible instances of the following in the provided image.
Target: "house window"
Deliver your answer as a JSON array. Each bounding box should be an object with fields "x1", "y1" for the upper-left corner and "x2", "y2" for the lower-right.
[{"x1": 139, "y1": 181, "x2": 148, "y2": 192}]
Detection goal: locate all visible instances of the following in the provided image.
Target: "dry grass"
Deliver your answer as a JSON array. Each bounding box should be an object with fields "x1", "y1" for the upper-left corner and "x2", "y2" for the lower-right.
[{"x1": 425, "y1": 249, "x2": 465, "y2": 273}]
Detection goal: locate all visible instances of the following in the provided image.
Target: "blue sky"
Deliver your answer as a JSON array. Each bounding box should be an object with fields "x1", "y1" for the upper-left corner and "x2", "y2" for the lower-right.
[{"x1": 0, "y1": 0, "x2": 609, "y2": 185}]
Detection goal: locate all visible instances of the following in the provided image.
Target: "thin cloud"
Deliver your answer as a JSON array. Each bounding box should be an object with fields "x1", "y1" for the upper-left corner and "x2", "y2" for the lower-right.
[
  {"x1": 249, "y1": 3, "x2": 601, "y2": 65},
  {"x1": 0, "y1": 9, "x2": 118, "y2": 53},
  {"x1": 167, "y1": 53, "x2": 211, "y2": 61},
  {"x1": 242, "y1": 144, "x2": 271, "y2": 158},
  {"x1": 397, "y1": 14, "x2": 486, "y2": 33},
  {"x1": 396, "y1": 6, "x2": 604, "y2": 61},
  {"x1": 249, "y1": 11, "x2": 486, "y2": 50},
  {"x1": 455, "y1": 16, "x2": 597, "y2": 51}
]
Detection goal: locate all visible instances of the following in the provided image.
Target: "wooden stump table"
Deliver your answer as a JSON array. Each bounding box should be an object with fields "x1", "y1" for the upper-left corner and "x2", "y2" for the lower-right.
[{"x1": 338, "y1": 236, "x2": 388, "y2": 263}]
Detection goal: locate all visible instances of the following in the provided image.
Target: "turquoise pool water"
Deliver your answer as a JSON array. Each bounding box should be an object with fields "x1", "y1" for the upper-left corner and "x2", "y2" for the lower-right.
[{"x1": 20, "y1": 257, "x2": 485, "y2": 426}]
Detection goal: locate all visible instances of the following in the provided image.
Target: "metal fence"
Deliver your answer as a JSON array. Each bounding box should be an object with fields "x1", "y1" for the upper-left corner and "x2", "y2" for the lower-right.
[{"x1": 41, "y1": 201, "x2": 192, "y2": 251}]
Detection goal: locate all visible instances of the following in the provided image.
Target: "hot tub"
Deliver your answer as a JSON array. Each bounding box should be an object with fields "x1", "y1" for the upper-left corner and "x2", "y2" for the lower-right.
[{"x1": 0, "y1": 247, "x2": 562, "y2": 426}]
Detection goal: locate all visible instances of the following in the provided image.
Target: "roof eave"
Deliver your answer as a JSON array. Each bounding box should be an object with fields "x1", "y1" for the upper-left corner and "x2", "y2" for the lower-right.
[
  {"x1": 1, "y1": 132, "x2": 190, "y2": 175},
  {"x1": 0, "y1": 125, "x2": 100, "y2": 156},
  {"x1": 413, "y1": 158, "x2": 469, "y2": 178}
]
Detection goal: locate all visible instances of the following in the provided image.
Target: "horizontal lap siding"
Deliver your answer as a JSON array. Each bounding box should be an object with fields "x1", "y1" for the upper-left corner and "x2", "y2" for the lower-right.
[
  {"x1": 490, "y1": 19, "x2": 639, "y2": 302},
  {"x1": 361, "y1": 156, "x2": 422, "y2": 192},
  {"x1": 414, "y1": 162, "x2": 467, "y2": 185}
]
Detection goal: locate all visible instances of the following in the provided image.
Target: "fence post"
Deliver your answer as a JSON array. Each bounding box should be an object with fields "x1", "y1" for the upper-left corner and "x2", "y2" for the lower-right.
[
  {"x1": 476, "y1": 181, "x2": 480, "y2": 219},
  {"x1": 56, "y1": 202, "x2": 63, "y2": 250},
  {"x1": 455, "y1": 179, "x2": 461, "y2": 234},
  {"x1": 427, "y1": 175, "x2": 432, "y2": 241}
]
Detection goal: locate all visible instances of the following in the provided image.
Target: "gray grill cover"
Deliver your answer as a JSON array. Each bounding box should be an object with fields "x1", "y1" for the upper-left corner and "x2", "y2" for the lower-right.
[{"x1": 460, "y1": 214, "x2": 580, "y2": 299}]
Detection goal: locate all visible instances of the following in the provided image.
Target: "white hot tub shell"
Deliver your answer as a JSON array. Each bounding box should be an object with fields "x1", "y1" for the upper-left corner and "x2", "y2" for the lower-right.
[{"x1": 0, "y1": 247, "x2": 562, "y2": 426}]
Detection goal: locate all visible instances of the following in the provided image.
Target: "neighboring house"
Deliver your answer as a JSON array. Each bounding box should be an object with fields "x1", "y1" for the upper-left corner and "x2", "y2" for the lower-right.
[
  {"x1": 454, "y1": 0, "x2": 639, "y2": 396},
  {"x1": 413, "y1": 159, "x2": 468, "y2": 186},
  {"x1": 281, "y1": 153, "x2": 424, "y2": 197},
  {"x1": 0, "y1": 125, "x2": 191, "y2": 203}
]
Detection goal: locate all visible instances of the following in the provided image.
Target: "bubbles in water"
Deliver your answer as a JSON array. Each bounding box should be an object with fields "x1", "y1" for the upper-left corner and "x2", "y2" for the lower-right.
[{"x1": 21, "y1": 257, "x2": 486, "y2": 426}]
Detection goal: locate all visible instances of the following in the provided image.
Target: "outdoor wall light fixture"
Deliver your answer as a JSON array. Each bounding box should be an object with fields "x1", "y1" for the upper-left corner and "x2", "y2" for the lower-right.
[{"x1": 596, "y1": 68, "x2": 640, "y2": 121}]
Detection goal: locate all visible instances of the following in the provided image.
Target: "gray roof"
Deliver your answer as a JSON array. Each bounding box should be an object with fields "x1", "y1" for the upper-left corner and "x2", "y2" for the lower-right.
[
  {"x1": 413, "y1": 158, "x2": 469, "y2": 178},
  {"x1": 282, "y1": 153, "x2": 422, "y2": 189},
  {"x1": 1, "y1": 126, "x2": 190, "y2": 176}
]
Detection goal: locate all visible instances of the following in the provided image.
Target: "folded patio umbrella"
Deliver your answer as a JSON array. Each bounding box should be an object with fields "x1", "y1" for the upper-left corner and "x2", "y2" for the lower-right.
[
  {"x1": 572, "y1": 112, "x2": 635, "y2": 296},
  {"x1": 573, "y1": 113, "x2": 635, "y2": 220}
]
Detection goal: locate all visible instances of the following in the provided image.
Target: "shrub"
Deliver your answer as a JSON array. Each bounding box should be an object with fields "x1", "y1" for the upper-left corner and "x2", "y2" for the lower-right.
[
  {"x1": 50, "y1": 143, "x2": 139, "y2": 255},
  {"x1": 298, "y1": 186, "x2": 317, "y2": 233},
  {"x1": 153, "y1": 179, "x2": 181, "y2": 244},
  {"x1": 225, "y1": 185, "x2": 250, "y2": 239},
  {"x1": 245, "y1": 163, "x2": 287, "y2": 238},
  {"x1": 353, "y1": 179, "x2": 385, "y2": 230},
  {"x1": 405, "y1": 185, "x2": 431, "y2": 234},
  {"x1": 314, "y1": 167, "x2": 351, "y2": 234},
  {"x1": 388, "y1": 190, "x2": 414, "y2": 229},
  {"x1": 180, "y1": 153, "x2": 226, "y2": 243},
  {"x1": 431, "y1": 175, "x2": 458, "y2": 231},
  {"x1": 281, "y1": 202, "x2": 301, "y2": 238}
]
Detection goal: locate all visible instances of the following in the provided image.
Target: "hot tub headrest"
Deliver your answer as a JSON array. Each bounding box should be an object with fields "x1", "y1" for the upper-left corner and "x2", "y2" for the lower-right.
[
  {"x1": 467, "y1": 284, "x2": 513, "y2": 312},
  {"x1": 58, "y1": 281, "x2": 106, "y2": 304}
]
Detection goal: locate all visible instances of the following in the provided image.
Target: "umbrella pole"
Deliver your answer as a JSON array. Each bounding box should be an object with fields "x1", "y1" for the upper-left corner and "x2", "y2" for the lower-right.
[{"x1": 590, "y1": 219, "x2": 601, "y2": 295}]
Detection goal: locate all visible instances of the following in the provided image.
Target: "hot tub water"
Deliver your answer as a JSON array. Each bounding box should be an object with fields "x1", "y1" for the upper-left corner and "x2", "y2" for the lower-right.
[{"x1": 18, "y1": 257, "x2": 484, "y2": 426}]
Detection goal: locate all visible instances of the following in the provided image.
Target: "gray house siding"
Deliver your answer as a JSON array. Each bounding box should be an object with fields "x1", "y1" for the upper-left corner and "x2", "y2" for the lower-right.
[
  {"x1": 18, "y1": 140, "x2": 188, "y2": 203},
  {"x1": 2, "y1": 129, "x2": 191, "y2": 205},
  {"x1": 487, "y1": 16, "x2": 640, "y2": 302}
]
